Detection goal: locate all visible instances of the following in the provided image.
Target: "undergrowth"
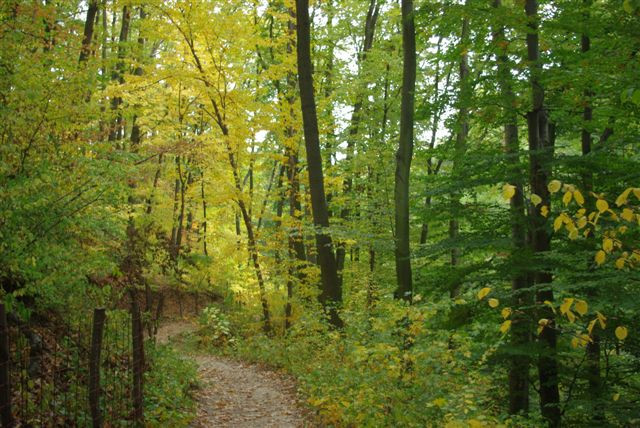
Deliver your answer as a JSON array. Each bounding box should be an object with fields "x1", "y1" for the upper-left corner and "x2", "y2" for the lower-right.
[{"x1": 144, "y1": 343, "x2": 198, "y2": 427}]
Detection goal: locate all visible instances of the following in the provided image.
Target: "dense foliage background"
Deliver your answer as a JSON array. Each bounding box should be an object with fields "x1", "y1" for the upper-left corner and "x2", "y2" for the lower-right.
[{"x1": 1, "y1": 0, "x2": 639, "y2": 425}]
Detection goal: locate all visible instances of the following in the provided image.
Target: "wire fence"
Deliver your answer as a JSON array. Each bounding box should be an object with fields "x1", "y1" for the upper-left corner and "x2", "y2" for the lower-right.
[{"x1": 0, "y1": 303, "x2": 145, "y2": 427}]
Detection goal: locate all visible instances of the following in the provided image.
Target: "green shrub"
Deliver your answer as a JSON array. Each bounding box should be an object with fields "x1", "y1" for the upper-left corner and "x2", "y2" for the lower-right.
[{"x1": 144, "y1": 343, "x2": 197, "y2": 427}]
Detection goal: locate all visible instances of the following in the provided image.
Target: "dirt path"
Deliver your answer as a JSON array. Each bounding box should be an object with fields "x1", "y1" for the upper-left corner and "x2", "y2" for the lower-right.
[{"x1": 157, "y1": 320, "x2": 308, "y2": 428}]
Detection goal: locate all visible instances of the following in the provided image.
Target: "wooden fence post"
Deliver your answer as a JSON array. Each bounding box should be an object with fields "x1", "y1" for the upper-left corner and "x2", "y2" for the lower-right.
[
  {"x1": 89, "y1": 308, "x2": 106, "y2": 428},
  {"x1": 0, "y1": 304, "x2": 14, "y2": 427},
  {"x1": 131, "y1": 301, "x2": 144, "y2": 425}
]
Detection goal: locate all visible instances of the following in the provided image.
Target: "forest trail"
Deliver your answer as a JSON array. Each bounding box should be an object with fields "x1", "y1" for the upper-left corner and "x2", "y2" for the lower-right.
[{"x1": 157, "y1": 321, "x2": 308, "y2": 428}]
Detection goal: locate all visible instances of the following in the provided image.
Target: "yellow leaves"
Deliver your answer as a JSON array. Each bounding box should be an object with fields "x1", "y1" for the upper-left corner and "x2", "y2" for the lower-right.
[
  {"x1": 531, "y1": 193, "x2": 542, "y2": 206},
  {"x1": 571, "y1": 334, "x2": 590, "y2": 348},
  {"x1": 538, "y1": 318, "x2": 550, "y2": 335},
  {"x1": 577, "y1": 216, "x2": 587, "y2": 229},
  {"x1": 613, "y1": 393, "x2": 620, "y2": 402},
  {"x1": 477, "y1": 287, "x2": 491, "y2": 300},
  {"x1": 562, "y1": 190, "x2": 572, "y2": 206},
  {"x1": 488, "y1": 298, "x2": 499, "y2": 308},
  {"x1": 615, "y1": 257, "x2": 626, "y2": 269},
  {"x1": 553, "y1": 215, "x2": 564, "y2": 232},
  {"x1": 540, "y1": 205, "x2": 549, "y2": 217},
  {"x1": 502, "y1": 184, "x2": 516, "y2": 200},
  {"x1": 559, "y1": 298, "x2": 574, "y2": 315},
  {"x1": 500, "y1": 320, "x2": 511, "y2": 334},
  {"x1": 621, "y1": 208, "x2": 634, "y2": 222},
  {"x1": 596, "y1": 199, "x2": 609, "y2": 213},
  {"x1": 548, "y1": 180, "x2": 562, "y2": 194},
  {"x1": 603, "y1": 237, "x2": 614, "y2": 253},
  {"x1": 573, "y1": 190, "x2": 585, "y2": 206},
  {"x1": 431, "y1": 397, "x2": 446, "y2": 408},
  {"x1": 615, "y1": 188, "x2": 633, "y2": 206},
  {"x1": 560, "y1": 298, "x2": 576, "y2": 323},
  {"x1": 595, "y1": 250, "x2": 606, "y2": 265},
  {"x1": 501, "y1": 307, "x2": 512, "y2": 319},
  {"x1": 615, "y1": 326, "x2": 628, "y2": 341},
  {"x1": 575, "y1": 300, "x2": 588, "y2": 316},
  {"x1": 597, "y1": 312, "x2": 607, "y2": 329}
]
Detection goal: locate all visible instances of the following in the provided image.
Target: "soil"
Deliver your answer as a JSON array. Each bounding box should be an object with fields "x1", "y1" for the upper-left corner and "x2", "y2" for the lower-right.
[{"x1": 157, "y1": 320, "x2": 311, "y2": 428}]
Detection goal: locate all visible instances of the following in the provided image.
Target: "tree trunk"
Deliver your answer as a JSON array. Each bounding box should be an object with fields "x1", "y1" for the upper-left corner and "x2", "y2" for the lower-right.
[
  {"x1": 295, "y1": 0, "x2": 342, "y2": 328},
  {"x1": 79, "y1": 0, "x2": 99, "y2": 63},
  {"x1": 493, "y1": 0, "x2": 531, "y2": 414},
  {"x1": 336, "y1": 0, "x2": 380, "y2": 283},
  {"x1": 449, "y1": 7, "x2": 470, "y2": 299},
  {"x1": 524, "y1": 0, "x2": 560, "y2": 424},
  {"x1": 108, "y1": 6, "x2": 130, "y2": 143},
  {"x1": 393, "y1": 0, "x2": 416, "y2": 303}
]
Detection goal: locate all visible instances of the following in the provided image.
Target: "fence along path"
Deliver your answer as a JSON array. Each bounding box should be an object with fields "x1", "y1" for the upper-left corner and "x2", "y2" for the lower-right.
[{"x1": 0, "y1": 303, "x2": 144, "y2": 427}]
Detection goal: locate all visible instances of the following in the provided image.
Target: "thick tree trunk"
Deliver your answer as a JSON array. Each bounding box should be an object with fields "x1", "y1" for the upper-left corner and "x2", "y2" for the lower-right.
[
  {"x1": 295, "y1": 0, "x2": 342, "y2": 328},
  {"x1": 79, "y1": 0, "x2": 99, "y2": 63},
  {"x1": 393, "y1": 0, "x2": 416, "y2": 302},
  {"x1": 524, "y1": 0, "x2": 560, "y2": 424},
  {"x1": 493, "y1": 0, "x2": 530, "y2": 414}
]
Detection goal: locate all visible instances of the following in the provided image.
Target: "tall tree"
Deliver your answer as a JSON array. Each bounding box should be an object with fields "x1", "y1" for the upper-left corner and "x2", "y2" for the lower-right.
[
  {"x1": 394, "y1": 0, "x2": 416, "y2": 302},
  {"x1": 493, "y1": 0, "x2": 530, "y2": 414},
  {"x1": 295, "y1": 0, "x2": 342, "y2": 327},
  {"x1": 524, "y1": 0, "x2": 560, "y2": 424}
]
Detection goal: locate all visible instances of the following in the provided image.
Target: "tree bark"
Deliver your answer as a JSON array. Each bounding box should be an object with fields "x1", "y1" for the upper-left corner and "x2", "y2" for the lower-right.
[
  {"x1": 524, "y1": 0, "x2": 560, "y2": 424},
  {"x1": 493, "y1": 0, "x2": 530, "y2": 415},
  {"x1": 336, "y1": 0, "x2": 380, "y2": 283},
  {"x1": 295, "y1": 0, "x2": 342, "y2": 327},
  {"x1": 449, "y1": 6, "x2": 470, "y2": 299},
  {"x1": 393, "y1": 0, "x2": 416, "y2": 302},
  {"x1": 79, "y1": 0, "x2": 99, "y2": 63}
]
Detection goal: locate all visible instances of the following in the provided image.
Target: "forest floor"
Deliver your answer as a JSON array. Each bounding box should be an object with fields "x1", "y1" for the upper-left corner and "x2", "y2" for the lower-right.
[{"x1": 156, "y1": 320, "x2": 310, "y2": 428}]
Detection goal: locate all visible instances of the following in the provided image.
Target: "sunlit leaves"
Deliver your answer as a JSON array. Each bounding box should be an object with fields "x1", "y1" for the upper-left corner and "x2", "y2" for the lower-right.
[
  {"x1": 615, "y1": 326, "x2": 628, "y2": 341},
  {"x1": 502, "y1": 184, "x2": 516, "y2": 200},
  {"x1": 500, "y1": 320, "x2": 511, "y2": 334},
  {"x1": 596, "y1": 199, "x2": 609, "y2": 213},
  {"x1": 573, "y1": 190, "x2": 585, "y2": 206},
  {"x1": 548, "y1": 180, "x2": 562, "y2": 193},
  {"x1": 501, "y1": 307, "x2": 512, "y2": 319},
  {"x1": 574, "y1": 300, "x2": 588, "y2": 316},
  {"x1": 531, "y1": 193, "x2": 542, "y2": 206},
  {"x1": 477, "y1": 287, "x2": 491, "y2": 300}
]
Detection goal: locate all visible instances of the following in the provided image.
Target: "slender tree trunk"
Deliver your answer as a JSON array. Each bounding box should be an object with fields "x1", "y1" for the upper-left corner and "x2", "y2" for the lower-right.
[
  {"x1": 130, "y1": 7, "x2": 147, "y2": 151},
  {"x1": 420, "y1": 37, "x2": 447, "y2": 246},
  {"x1": 170, "y1": 156, "x2": 181, "y2": 258},
  {"x1": 579, "y1": 4, "x2": 603, "y2": 420},
  {"x1": 449, "y1": 8, "x2": 470, "y2": 299},
  {"x1": 146, "y1": 153, "x2": 163, "y2": 214},
  {"x1": 493, "y1": 0, "x2": 530, "y2": 414},
  {"x1": 336, "y1": 0, "x2": 380, "y2": 283},
  {"x1": 201, "y1": 172, "x2": 208, "y2": 256},
  {"x1": 524, "y1": 0, "x2": 560, "y2": 424},
  {"x1": 108, "y1": 6, "x2": 130, "y2": 143},
  {"x1": 393, "y1": 0, "x2": 416, "y2": 303},
  {"x1": 295, "y1": 0, "x2": 342, "y2": 328}
]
